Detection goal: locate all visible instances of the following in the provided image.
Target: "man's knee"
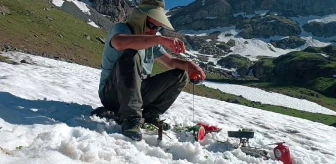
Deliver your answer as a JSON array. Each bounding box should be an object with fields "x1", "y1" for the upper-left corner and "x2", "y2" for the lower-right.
[{"x1": 172, "y1": 69, "x2": 188, "y2": 87}]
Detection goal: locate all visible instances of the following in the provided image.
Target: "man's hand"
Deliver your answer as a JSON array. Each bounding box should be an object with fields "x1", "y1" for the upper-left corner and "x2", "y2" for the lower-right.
[
  {"x1": 186, "y1": 61, "x2": 206, "y2": 81},
  {"x1": 159, "y1": 36, "x2": 186, "y2": 54}
]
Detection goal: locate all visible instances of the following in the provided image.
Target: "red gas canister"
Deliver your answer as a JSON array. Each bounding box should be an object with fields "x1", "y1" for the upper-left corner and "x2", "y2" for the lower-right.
[
  {"x1": 274, "y1": 142, "x2": 293, "y2": 164},
  {"x1": 190, "y1": 72, "x2": 202, "y2": 84}
]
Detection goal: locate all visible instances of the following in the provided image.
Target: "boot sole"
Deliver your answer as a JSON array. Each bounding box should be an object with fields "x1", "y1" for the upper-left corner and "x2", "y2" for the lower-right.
[{"x1": 122, "y1": 131, "x2": 142, "y2": 141}]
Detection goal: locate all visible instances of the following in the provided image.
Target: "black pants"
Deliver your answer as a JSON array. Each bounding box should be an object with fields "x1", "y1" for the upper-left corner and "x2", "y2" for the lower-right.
[{"x1": 100, "y1": 49, "x2": 188, "y2": 119}]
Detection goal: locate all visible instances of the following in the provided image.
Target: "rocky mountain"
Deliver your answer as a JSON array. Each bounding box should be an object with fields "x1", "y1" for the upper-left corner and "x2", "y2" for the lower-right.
[
  {"x1": 270, "y1": 36, "x2": 306, "y2": 49},
  {"x1": 168, "y1": 0, "x2": 235, "y2": 31},
  {"x1": 303, "y1": 22, "x2": 336, "y2": 38},
  {"x1": 91, "y1": 0, "x2": 134, "y2": 23},
  {"x1": 53, "y1": 0, "x2": 135, "y2": 30},
  {"x1": 48, "y1": 0, "x2": 336, "y2": 96},
  {"x1": 60, "y1": 0, "x2": 115, "y2": 30},
  {"x1": 169, "y1": 0, "x2": 336, "y2": 31},
  {"x1": 228, "y1": 0, "x2": 336, "y2": 16}
]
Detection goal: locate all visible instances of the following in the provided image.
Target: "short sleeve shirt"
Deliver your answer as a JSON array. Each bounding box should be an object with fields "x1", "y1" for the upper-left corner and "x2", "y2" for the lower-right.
[{"x1": 98, "y1": 23, "x2": 168, "y2": 95}]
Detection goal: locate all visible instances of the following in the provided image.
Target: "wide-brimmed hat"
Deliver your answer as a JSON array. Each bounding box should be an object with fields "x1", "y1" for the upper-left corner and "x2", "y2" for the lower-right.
[{"x1": 138, "y1": 0, "x2": 174, "y2": 31}]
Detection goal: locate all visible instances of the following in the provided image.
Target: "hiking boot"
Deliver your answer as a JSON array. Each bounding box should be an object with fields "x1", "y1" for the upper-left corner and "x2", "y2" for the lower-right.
[
  {"x1": 143, "y1": 112, "x2": 171, "y2": 130},
  {"x1": 121, "y1": 117, "x2": 143, "y2": 141},
  {"x1": 90, "y1": 107, "x2": 122, "y2": 124}
]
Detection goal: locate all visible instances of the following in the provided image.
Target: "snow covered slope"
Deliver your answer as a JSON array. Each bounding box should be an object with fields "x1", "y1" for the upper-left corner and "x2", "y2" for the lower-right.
[
  {"x1": 0, "y1": 51, "x2": 335, "y2": 164},
  {"x1": 51, "y1": 0, "x2": 100, "y2": 28},
  {"x1": 202, "y1": 81, "x2": 336, "y2": 116}
]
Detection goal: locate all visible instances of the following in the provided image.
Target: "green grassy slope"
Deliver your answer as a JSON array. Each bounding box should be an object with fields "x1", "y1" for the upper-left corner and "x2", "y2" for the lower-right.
[{"x1": 0, "y1": 0, "x2": 107, "y2": 68}]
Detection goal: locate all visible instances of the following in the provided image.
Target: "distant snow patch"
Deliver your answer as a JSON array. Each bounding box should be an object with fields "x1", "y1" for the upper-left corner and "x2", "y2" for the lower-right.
[
  {"x1": 87, "y1": 20, "x2": 99, "y2": 28},
  {"x1": 203, "y1": 81, "x2": 336, "y2": 116},
  {"x1": 300, "y1": 36, "x2": 330, "y2": 48},
  {"x1": 255, "y1": 10, "x2": 269, "y2": 16},
  {"x1": 319, "y1": 53, "x2": 329, "y2": 58},
  {"x1": 308, "y1": 14, "x2": 336, "y2": 24},
  {"x1": 52, "y1": 0, "x2": 64, "y2": 7},
  {"x1": 234, "y1": 10, "x2": 269, "y2": 18},
  {"x1": 291, "y1": 14, "x2": 336, "y2": 27},
  {"x1": 52, "y1": 0, "x2": 91, "y2": 15},
  {"x1": 71, "y1": 0, "x2": 91, "y2": 15},
  {"x1": 80, "y1": 0, "x2": 93, "y2": 7},
  {"x1": 234, "y1": 12, "x2": 255, "y2": 19}
]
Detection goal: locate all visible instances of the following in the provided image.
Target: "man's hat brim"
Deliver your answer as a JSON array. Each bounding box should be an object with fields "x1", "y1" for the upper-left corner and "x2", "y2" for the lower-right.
[{"x1": 139, "y1": 6, "x2": 174, "y2": 31}]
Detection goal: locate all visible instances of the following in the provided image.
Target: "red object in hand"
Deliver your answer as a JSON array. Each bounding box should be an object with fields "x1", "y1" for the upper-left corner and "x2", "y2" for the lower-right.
[
  {"x1": 274, "y1": 142, "x2": 293, "y2": 164},
  {"x1": 197, "y1": 123, "x2": 222, "y2": 133},
  {"x1": 190, "y1": 72, "x2": 202, "y2": 84}
]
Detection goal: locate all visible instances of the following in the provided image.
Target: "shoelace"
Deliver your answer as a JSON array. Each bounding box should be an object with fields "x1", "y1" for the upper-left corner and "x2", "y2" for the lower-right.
[{"x1": 129, "y1": 118, "x2": 142, "y2": 128}]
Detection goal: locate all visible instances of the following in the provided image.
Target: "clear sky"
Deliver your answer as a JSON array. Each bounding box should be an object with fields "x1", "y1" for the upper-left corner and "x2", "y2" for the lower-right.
[{"x1": 165, "y1": 0, "x2": 195, "y2": 9}]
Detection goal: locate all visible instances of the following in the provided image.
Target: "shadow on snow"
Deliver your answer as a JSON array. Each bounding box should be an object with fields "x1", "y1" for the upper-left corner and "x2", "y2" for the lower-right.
[{"x1": 0, "y1": 91, "x2": 120, "y2": 134}]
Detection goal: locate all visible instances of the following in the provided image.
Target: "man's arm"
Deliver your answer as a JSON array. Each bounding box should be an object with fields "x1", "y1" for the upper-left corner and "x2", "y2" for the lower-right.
[
  {"x1": 112, "y1": 35, "x2": 186, "y2": 54},
  {"x1": 156, "y1": 53, "x2": 188, "y2": 70},
  {"x1": 112, "y1": 34, "x2": 162, "y2": 51},
  {"x1": 156, "y1": 54, "x2": 206, "y2": 80}
]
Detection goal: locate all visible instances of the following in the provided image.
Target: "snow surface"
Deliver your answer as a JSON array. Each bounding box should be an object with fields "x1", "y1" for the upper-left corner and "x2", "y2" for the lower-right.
[
  {"x1": 1, "y1": 51, "x2": 336, "y2": 164},
  {"x1": 87, "y1": 20, "x2": 99, "y2": 28},
  {"x1": 202, "y1": 81, "x2": 336, "y2": 116},
  {"x1": 52, "y1": 0, "x2": 91, "y2": 15},
  {"x1": 302, "y1": 14, "x2": 336, "y2": 24}
]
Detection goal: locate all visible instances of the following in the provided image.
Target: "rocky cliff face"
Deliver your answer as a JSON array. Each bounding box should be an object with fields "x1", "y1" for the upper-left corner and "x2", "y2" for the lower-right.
[
  {"x1": 169, "y1": 0, "x2": 336, "y2": 31},
  {"x1": 236, "y1": 15, "x2": 301, "y2": 39},
  {"x1": 168, "y1": 0, "x2": 235, "y2": 30},
  {"x1": 92, "y1": 0, "x2": 133, "y2": 23},
  {"x1": 60, "y1": 1, "x2": 114, "y2": 30},
  {"x1": 261, "y1": 0, "x2": 336, "y2": 16},
  {"x1": 303, "y1": 22, "x2": 336, "y2": 38},
  {"x1": 228, "y1": 0, "x2": 336, "y2": 16},
  {"x1": 271, "y1": 36, "x2": 306, "y2": 49}
]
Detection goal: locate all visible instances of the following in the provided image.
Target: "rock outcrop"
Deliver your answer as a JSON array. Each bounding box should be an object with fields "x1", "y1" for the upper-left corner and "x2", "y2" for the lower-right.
[
  {"x1": 217, "y1": 54, "x2": 252, "y2": 69},
  {"x1": 273, "y1": 52, "x2": 332, "y2": 83},
  {"x1": 92, "y1": 0, "x2": 133, "y2": 23},
  {"x1": 168, "y1": 0, "x2": 235, "y2": 30},
  {"x1": 184, "y1": 35, "x2": 227, "y2": 56},
  {"x1": 252, "y1": 50, "x2": 336, "y2": 83},
  {"x1": 61, "y1": 1, "x2": 114, "y2": 30},
  {"x1": 303, "y1": 22, "x2": 336, "y2": 38},
  {"x1": 271, "y1": 36, "x2": 306, "y2": 49},
  {"x1": 0, "y1": 5, "x2": 10, "y2": 15},
  {"x1": 251, "y1": 57, "x2": 275, "y2": 81},
  {"x1": 236, "y1": 15, "x2": 301, "y2": 39}
]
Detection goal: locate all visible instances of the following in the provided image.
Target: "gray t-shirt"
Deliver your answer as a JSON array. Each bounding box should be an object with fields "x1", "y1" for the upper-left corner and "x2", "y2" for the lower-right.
[{"x1": 98, "y1": 23, "x2": 167, "y2": 95}]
